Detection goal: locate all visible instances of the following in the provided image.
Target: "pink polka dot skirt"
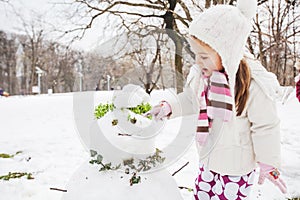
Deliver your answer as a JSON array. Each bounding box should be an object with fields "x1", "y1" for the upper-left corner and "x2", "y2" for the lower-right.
[{"x1": 194, "y1": 164, "x2": 255, "y2": 200}]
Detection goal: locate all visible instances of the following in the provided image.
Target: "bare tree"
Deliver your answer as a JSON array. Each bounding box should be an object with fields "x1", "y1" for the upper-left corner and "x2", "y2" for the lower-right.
[
  {"x1": 0, "y1": 31, "x2": 18, "y2": 94},
  {"x1": 64, "y1": 0, "x2": 197, "y2": 93},
  {"x1": 0, "y1": 31, "x2": 8, "y2": 89},
  {"x1": 67, "y1": 0, "x2": 298, "y2": 93},
  {"x1": 124, "y1": 31, "x2": 165, "y2": 94},
  {"x1": 10, "y1": 12, "x2": 46, "y2": 94},
  {"x1": 251, "y1": 0, "x2": 300, "y2": 85},
  {"x1": 83, "y1": 47, "x2": 132, "y2": 91}
]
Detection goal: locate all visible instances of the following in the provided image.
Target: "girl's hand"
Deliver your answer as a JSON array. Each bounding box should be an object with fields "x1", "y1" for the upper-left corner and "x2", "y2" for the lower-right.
[
  {"x1": 258, "y1": 162, "x2": 287, "y2": 194},
  {"x1": 145, "y1": 101, "x2": 172, "y2": 120}
]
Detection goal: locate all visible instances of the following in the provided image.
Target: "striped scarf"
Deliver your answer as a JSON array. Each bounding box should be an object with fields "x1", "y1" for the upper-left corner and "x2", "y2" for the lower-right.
[{"x1": 196, "y1": 71, "x2": 233, "y2": 145}]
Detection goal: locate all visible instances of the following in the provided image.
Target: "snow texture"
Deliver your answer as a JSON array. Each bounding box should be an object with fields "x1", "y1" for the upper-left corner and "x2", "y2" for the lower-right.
[{"x1": 0, "y1": 90, "x2": 300, "y2": 200}]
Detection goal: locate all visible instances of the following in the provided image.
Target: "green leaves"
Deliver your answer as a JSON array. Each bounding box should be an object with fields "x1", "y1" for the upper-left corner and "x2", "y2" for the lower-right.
[
  {"x1": 0, "y1": 153, "x2": 12, "y2": 158},
  {"x1": 94, "y1": 102, "x2": 152, "y2": 120},
  {"x1": 90, "y1": 150, "x2": 98, "y2": 157},
  {"x1": 94, "y1": 103, "x2": 115, "y2": 119},
  {"x1": 112, "y1": 119, "x2": 118, "y2": 126},
  {"x1": 89, "y1": 150, "x2": 104, "y2": 165},
  {"x1": 0, "y1": 151, "x2": 23, "y2": 159},
  {"x1": 128, "y1": 103, "x2": 152, "y2": 115},
  {"x1": 136, "y1": 148, "x2": 165, "y2": 172},
  {"x1": 130, "y1": 173, "x2": 141, "y2": 186},
  {"x1": 89, "y1": 148, "x2": 166, "y2": 186},
  {"x1": 130, "y1": 117, "x2": 137, "y2": 124},
  {"x1": 0, "y1": 172, "x2": 34, "y2": 181},
  {"x1": 89, "y1": 150, "x2": 120, "y2": 171},
  {"x1": 0, "y1": 151, "x2": 34, "y2": 181},
  {"x1": 97, "y1": 154, "x2": 103, "y2": 163}
]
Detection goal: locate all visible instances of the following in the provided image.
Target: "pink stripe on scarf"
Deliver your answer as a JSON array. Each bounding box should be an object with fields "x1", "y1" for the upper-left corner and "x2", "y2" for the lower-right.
[
  {"x1": 210, "y1": 85, "x2": 231, "y2": 96},
  {"x1": 198, "y1": 113, "x2": 208, "y2": 120},
  {"x1": 207, "y1": 107, "x2": 233, "y2": 122},
  {"x1": 196, "y1": 71, "x2": 233, "y2": 146}
]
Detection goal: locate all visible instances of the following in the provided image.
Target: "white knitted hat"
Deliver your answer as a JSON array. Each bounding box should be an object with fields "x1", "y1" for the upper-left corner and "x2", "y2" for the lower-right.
[{"x1": 189, "y1": 0, "x2": 257, "y2": 92}]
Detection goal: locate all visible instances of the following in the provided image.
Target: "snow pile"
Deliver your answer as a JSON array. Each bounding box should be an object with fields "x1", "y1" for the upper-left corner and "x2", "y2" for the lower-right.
[{"x1": 0, "y1": 89, "x2": 300, "y2": 200}]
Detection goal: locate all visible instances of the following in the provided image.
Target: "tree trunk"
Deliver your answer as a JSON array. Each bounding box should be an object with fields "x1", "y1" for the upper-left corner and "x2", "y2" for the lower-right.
[
  {"x1": 255, "y1": 14, "x2": 267, "y2": 68},
  {"x1": 205, "y1": 0, "x2": 211, "y2": 8},
  {"x1": 164, "y1": 0, "x2": 184, "y2": 93}
]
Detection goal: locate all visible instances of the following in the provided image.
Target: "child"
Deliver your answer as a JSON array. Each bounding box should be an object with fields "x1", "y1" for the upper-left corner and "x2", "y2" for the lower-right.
[
  {"x1": 0, "y1": 88, "x2": 9, "y2": 97},
  {"x1": 149, "y1": 0, "x2": 287, "y2": 199},
  {"x1": 295, "y1": 60, "x2": 300, "y2": 102}
]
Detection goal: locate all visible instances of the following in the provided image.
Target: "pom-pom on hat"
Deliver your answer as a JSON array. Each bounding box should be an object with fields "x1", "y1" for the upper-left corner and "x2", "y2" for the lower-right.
[{"x1": 189, "y1": 0, "x2": 257, "y2": 93}]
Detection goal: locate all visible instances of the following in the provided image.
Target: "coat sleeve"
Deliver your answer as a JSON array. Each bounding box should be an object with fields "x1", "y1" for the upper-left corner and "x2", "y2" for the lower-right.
[
  {"x1": 160, "y1": 64, "x2": 202, "y2": 118},
  {"x1": 161, "y1": 87, "x2": 200, "y2": 119},
  {"x1": 247, "y1": 81, "x2": 281, "y2": 168}
]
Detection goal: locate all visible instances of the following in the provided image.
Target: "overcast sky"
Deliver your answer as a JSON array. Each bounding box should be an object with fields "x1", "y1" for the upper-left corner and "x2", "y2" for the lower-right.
[{"x1": 0, "y1": 0, "x2": 108, "y2": 50}]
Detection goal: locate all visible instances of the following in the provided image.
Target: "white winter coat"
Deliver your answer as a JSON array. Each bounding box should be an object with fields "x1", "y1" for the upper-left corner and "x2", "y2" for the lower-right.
[{"x1": 164, "y1": 55, "x2": 282, "y2": 176}]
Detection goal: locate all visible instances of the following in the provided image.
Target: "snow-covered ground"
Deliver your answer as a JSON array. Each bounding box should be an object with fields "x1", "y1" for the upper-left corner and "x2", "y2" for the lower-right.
[{"x1": 0, "y1": 90, "x2": 300, "y2": 200}]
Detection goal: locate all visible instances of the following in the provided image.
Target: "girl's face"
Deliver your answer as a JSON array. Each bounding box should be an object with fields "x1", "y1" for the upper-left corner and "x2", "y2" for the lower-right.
[{"x1": 188, "y1": 36, "x2": 223, "y2": 77}]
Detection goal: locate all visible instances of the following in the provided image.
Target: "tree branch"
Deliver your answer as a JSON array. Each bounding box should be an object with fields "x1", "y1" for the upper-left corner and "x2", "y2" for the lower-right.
[
  {"x1": 258, "y1": 0, "x2": 268, "y2": 6},
  {"x1": 105, "y1": 10, "x2": 163, "y2": 18},
  {"x1": 75, "y1": 0, "x2": 165, "y2": 13},
  {"x1": 177, "y1": 0, "x2": 193, "y2": 22}
]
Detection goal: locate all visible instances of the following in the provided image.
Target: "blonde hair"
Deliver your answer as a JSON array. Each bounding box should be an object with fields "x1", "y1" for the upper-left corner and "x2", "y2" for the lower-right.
[{"x1": 235, "y1": 58, "x2": 251, "y2": 116}]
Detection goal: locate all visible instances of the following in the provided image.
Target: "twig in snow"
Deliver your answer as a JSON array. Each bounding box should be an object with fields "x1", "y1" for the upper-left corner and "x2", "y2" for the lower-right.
[
  {"x1": 178, "y1": 186, "x2": 193, "y2": 192},
  {"x1": 50, "y1": 188, "x2": 67, "y2": 192},
  {"x1": 118, "y1": 133, "x2": 132, "y2": 136},
  {"x1": 171, "y1": 161, "x2": 189, "y2": 176}
]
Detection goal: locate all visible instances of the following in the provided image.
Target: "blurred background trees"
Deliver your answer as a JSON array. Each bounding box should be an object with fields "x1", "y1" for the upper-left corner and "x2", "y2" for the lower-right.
[{"x1": 0, "y1": 0, "x2": 299, "y2": 95}]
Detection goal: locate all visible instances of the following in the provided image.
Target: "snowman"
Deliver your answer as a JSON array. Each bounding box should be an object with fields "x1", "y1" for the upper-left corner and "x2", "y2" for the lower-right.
[{"x1": 64, "y1": 84, "x2": 196, "y2": 200}]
